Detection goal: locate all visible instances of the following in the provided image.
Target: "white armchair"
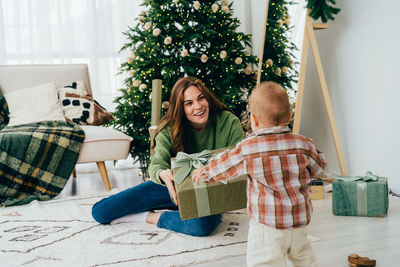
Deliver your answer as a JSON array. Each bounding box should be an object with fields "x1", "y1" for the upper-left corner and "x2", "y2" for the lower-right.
[{"x1": 0, "y1": 64, "x2": 132, "y2": 191}]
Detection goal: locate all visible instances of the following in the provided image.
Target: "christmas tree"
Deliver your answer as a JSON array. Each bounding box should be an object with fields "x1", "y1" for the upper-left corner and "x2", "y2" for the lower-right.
[{"x1": 112, "y1": 0, "x2": 258, "y2": 169}]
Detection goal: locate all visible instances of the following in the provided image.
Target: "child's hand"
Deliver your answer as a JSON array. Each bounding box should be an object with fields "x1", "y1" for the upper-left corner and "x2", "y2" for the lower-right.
[{"x1": 192, "y1": 166, "x2": 209, "y2": 185}]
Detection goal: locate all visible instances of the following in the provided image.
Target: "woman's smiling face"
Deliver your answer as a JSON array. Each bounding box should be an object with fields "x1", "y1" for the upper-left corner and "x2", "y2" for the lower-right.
[{"x1": 183, "y1": 85, "x2": 209, "y2": 132}]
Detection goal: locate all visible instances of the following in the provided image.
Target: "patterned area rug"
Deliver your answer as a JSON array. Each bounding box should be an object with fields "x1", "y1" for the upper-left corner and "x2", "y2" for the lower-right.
[{"x1": 0, "y1": 194, "x2": 248, "y2": 266}]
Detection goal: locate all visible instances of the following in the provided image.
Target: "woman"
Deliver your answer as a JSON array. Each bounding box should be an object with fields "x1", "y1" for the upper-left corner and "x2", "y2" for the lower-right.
[{"x1": 92, "y1": 77, "x2": 244, "y2": 236}]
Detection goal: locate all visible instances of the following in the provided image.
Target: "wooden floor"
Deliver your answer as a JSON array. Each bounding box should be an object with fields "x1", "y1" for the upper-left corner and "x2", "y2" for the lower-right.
[{"x1": 62, "y1": 161, "x2": 400, "y2": 267}]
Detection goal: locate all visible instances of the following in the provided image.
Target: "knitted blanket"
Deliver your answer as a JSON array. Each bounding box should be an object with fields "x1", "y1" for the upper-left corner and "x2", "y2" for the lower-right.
[{"x1": 0, "y1": 121, "x2": 84, "y2": 207}]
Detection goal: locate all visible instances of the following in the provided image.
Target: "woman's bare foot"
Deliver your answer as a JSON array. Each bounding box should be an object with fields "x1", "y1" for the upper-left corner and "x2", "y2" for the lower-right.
[{"x1": 145, "y1": 211, "x2": 162, "y2": 225}]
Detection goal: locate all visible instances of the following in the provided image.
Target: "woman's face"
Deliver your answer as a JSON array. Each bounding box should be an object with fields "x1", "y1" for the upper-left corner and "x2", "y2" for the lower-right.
[{"x1": 183, "y1": 85, "x2": 209, "y2": 131}]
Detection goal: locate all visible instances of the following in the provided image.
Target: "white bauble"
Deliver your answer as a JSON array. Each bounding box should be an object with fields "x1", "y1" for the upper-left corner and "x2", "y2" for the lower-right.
[
  {"x1": 164, "y1": 36, "x2": 172, "y2": 45},
  {"x1": 235, "y1": 57, "x2": 243, "y2": 64},
  {"x1": 193, "y1": 1, "x2": 200, "y2": 10},
  {"x1": 153, "y1": 28, "x2": 161, "y2": 36},
  {"x1": 220, "y1": 50, "x2": 227, "y2": 59},
  {"x1": 144, "y1": 22, "x2": 152, "y2": 30},
  {"x1": 211, "y1": 4, "x2": 219, "y2": 12}
]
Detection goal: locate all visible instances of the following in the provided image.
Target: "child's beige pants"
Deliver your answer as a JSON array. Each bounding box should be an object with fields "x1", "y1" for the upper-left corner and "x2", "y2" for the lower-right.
[{"x1": 247, "y1": 220, "x2": 318, "y2": 267}]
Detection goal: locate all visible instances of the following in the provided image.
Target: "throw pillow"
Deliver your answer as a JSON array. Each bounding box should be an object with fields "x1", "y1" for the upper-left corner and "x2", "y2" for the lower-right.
[
  {"x1": 58, "y1": 81, "x2": 113, "y2": 125},
  {"x1": 4, "y1": 82, "x2": 66, "y2": 126},
  {"x1": 0, "y1": 89, "x2": 9, "y2": 128}
]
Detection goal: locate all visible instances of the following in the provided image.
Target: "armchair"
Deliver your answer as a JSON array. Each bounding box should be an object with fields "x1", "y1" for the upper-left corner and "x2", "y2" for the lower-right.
[{"x1": 0, "y1": 64, "x2": 132, "y2": 191}]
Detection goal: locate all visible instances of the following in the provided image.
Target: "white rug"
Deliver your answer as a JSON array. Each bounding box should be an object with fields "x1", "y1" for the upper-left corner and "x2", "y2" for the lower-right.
[{"x1": 0, "y1": 194, "x2": 249, "y2": 267}]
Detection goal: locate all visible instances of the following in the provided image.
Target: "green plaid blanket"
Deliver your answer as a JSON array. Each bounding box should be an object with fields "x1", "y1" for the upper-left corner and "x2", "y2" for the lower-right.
[{"x1": 0, "y1": 91, "x2": 84, "y2": 207}]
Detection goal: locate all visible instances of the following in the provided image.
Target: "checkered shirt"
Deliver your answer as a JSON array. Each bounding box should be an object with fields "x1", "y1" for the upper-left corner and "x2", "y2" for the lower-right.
[{"x1": 204, "y1": 125, "x2": 327, "y2": 229}]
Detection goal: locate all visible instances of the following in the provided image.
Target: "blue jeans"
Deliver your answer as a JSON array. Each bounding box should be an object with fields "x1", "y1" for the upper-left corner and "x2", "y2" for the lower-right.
[{"x1": 92, "y1": 181, "x2": 221, "y2": 236}]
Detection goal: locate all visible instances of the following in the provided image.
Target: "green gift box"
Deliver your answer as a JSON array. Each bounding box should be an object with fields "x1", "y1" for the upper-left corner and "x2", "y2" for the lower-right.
[
  {"x1": 332, "y1": 171, "x2": 388, "y2": 217},
  {"x1": 171, "y1": 148, "x2": 247, "y2": 220}
]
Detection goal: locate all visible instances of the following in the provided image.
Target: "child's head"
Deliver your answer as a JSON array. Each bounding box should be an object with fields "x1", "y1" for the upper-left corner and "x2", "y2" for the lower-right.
[{"x1": 249, "y1": 81, "x2": 291, "y2": 130}]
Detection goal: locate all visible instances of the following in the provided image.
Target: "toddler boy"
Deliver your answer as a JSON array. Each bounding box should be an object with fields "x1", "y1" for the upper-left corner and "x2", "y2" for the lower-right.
[{"x1": 193, "y1": 81, "x2": 326, "y2": 267}]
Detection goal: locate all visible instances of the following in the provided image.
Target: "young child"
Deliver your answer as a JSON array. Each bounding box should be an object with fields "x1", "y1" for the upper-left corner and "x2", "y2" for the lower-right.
[{"x1": 192, "y1": 81, "x2": 326, "y2": 267}]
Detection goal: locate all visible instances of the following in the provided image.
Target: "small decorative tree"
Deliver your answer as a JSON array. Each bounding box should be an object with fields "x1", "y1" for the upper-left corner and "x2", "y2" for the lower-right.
[
  {"x1": 259, "y1": 0, "x2": 298, "y2": 93},
  {"x1": 241, "y1": 0, "x2": 299, "y2": 131}
]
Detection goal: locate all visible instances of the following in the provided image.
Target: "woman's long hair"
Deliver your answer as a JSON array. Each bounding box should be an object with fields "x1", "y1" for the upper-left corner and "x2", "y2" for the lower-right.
[{"x1": 154, "y1": 77, "x2": 228, "y2": 155}]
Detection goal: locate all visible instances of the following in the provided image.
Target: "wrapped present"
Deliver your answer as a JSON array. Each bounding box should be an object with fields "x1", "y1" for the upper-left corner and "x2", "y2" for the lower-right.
[
  {"x1": 332, "y1": 171, "x2": 388, "y2": 217},
  {"x1": 171, "y1": 149, "x2": 247, "y2": 220},
  {"x1": 310, "y1": 178, "x2": 324, "y2": 200}
]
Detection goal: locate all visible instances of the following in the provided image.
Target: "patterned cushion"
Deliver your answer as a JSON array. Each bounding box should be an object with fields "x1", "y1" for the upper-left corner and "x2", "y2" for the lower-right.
[{"x1": 58, "y1": 81, "x2": 113, "y2": 125}]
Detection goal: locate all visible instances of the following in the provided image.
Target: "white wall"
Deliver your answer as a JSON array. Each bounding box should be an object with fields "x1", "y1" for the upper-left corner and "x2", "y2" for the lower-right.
[{"x1": 300, "y1": 0, "x2": 400, "y2": 193}]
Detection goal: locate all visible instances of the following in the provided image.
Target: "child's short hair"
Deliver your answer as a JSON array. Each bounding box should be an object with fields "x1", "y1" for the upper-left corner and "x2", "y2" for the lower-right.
[{"x1": 249, "y1": 81, "x2": 290, "y2": 126}]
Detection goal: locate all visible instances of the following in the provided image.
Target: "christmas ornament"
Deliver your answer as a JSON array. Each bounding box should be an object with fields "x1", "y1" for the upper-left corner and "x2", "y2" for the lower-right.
[
  {"x1": 162, "y1": 101, "x2": 170, "y2": 109},
  {"x1": 245, "y1": 65, "x2": 252, "y2": 75},
  {"x1": 221, "y1": 0, "x2": 228, "y2": 6},
  {"x1": 153, "y1": 28, "x2": 161, "y2": 36},
  {"x1": 235, "y1": 57, "x2": 243, "y2": 64},
  {"x1": 282, "y1": 67, "x2": 288, "y2": 73},
  {"x1": 211, "y1": 4, "x2": 219, "y2": 12},
  {"x1": 181, "y1": 49, "x2": 189, "y2": 57},
  {"x1": 220, "y1": 50, "x2": 227, "y2": 59},
  {"x1": 140, "y1": 10, "x2": 147, "y2": 15},
  {"x1": 144, "y1": 22, "x2": 152, "y2": 30},
  {"x1": 222, "y1": 6, "x2": 229, "y2": 13},
  {"x1": 139, "y1": 84, "x2": 147, "y2": 92},
  {"x1": 133, "y1": 80, "x2": 141, "y2": 87},
  {"x1": 164, "y1": 36, "x2": 172, "y2": 45},
  {"x1": 138, "y1": 16, "x2": 145, "y2": 22},
  {"x1": 129, "y1": 70, "x2": 135, "y2": 76},
  {"x1": 277, "y1": 19, "x2": 283, "y2": 27},
  {"x1": 266, "y1": 59, "x2": 273, "y2": 66},
  {"x1": 201, "y1": 54, "x2": 208, "y2": 63},
  {"x1": 275, "y1": 68, "x2": 281, "y2": 75},
  {"x1": 193, "y1": 1, "x2": 200, "y2": 10}
]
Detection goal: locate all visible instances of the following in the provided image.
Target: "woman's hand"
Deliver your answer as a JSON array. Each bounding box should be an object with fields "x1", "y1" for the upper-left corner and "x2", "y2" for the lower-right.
[{"x1": 159, "y1": 169, "x2": 178, "y2": 205}]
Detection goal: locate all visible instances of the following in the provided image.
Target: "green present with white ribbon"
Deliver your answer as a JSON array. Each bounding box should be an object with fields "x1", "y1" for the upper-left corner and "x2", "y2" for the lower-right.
[
  {"x1": 171, "y1": 148, "x2": 247, "y2": 220},
  {"x1": 332, "y1": 171, "x2": 388, "y2": 217}
]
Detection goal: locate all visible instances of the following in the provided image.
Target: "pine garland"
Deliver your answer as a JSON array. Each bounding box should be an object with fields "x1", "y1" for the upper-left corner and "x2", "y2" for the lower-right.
[{"x1": 306, "y1": 0, "x2": 341, "y2": 23}]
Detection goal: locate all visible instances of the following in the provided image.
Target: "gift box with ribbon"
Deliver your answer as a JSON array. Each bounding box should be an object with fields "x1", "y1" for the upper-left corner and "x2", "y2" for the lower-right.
[
  {"x1": 171, "y1": 149, "x2": 247, "y2": 220},
  {"x1": 332, "y1": 171, "x2": 388, "y2": 217},
  {"x1": 310, "y1": 178, "x2": 324, "y2": 200}
]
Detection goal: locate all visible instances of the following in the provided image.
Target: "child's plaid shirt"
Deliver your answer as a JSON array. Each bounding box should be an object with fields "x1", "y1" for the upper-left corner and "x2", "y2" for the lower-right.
[{"x1": 203, "y1": 125, "x2": 327, "y2": 229}]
